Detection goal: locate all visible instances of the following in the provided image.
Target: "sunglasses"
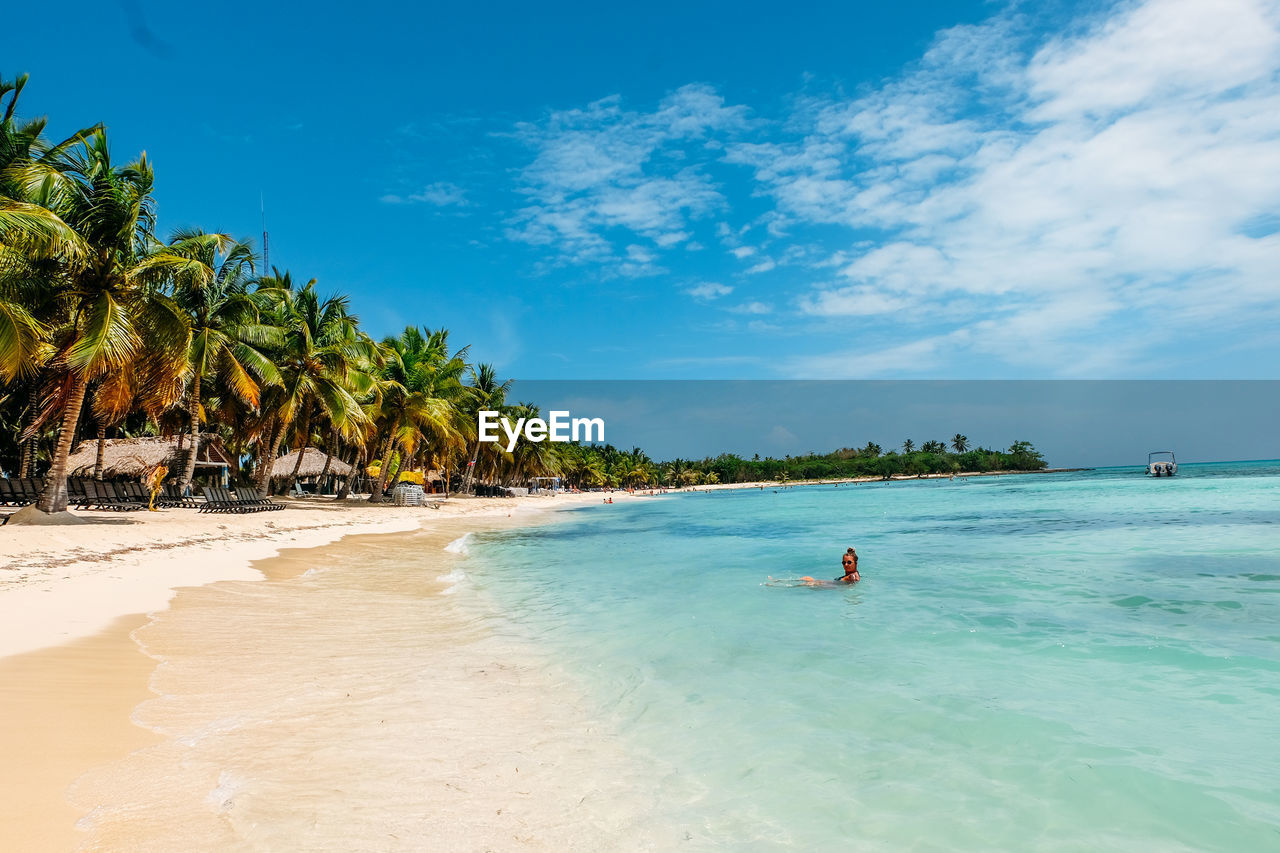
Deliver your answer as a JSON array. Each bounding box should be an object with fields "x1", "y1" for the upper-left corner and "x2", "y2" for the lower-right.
[{"x1": 842, "y1": 560, "x2": 854, "y2": 565}]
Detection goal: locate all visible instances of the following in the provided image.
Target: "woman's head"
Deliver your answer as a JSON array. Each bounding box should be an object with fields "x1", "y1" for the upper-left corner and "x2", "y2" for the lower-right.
[{"x1": 842, "y1": 547, "x2": 857, "y2": 570}]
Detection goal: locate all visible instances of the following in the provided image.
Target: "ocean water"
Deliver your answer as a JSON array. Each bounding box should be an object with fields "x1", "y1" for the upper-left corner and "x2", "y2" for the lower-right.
[{"x1": 461, "y1": 463, "x2": 1280, "y2": 851}]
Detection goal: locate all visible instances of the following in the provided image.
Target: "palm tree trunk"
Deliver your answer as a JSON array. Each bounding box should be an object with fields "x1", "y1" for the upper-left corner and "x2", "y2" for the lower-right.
[
  {"x1": 255, "y1": 421, "x2": 284, "y2": 494},
  {"x1": 386, "y1": 450, "x2": 407, "y2": 493},
  {"x1": 286, "y1": 412, "x2": 311, "y2": 495},
  {"x1": 460, "y1": 440, "x2": 480, "y2": 495},
  {"x1": 336, "y1": 444, "x2": 363, "y2": 500},
  {"x1": 317, "y1": 428, "x2": 337, "y2": 494},
  {"x1": 368, "y1": 432, "x2": 395, "y2": 502},
  {"x1": 93, "y1": 424, "x2": 107, "y2": 480},
  {"x1": 18, "y1": 405, "x2": 34, "y2": 476},
  {"x1": 179, "y1": 381, "x2": 201, "y2": 491},
  {"x1": 36, "y1": 375, "x2": 90, "y2": 514}
]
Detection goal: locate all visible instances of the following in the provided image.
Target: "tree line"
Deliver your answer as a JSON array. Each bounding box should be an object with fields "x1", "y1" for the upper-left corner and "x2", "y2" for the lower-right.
[{"x1": 0, "y1": 75, "x2": 1046, "y2": 515}]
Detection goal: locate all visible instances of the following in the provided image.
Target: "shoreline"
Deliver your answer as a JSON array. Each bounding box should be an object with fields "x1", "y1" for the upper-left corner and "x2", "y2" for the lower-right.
[
  {"x1": 0, "y1": 491, "x2": 642, "y2": 659},
  {"x1": 657, "y1": 466, "x2": 1091, "y2": 494},
  {"x1": 0, "y1": 490, "x2": 654, "y2": 852}
]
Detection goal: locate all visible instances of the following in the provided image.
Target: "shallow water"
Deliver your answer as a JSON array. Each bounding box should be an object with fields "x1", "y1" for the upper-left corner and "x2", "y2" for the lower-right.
[
  {"x1": 464, "y1": 463, "x2": 1280, "y2": 850},
  {"x1": 70, "y1": 522, "x2": 672, "y2": 852}
]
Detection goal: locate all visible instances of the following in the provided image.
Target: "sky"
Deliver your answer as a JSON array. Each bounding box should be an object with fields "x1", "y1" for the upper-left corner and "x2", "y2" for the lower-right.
[{"x1": 10, "y1": 0, "x2": 1280, "y2": 381}]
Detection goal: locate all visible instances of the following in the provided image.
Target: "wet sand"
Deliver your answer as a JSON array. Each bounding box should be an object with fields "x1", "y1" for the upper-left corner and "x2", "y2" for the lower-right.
[
  {"x1": 0, "y1": 615, "x2": 159, "y2": 852},
  {"x1": 0, "y1": 495, "x2": 667, "y2": 851}
]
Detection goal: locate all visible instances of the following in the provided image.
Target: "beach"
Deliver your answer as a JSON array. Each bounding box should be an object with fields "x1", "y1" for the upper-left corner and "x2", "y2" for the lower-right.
[
  {"x1": 5, "y1": 466, "x2": 1279, "y2": 851},
  {"x1": 0, "y1": 492, "x2": 661, "y2": 852}
]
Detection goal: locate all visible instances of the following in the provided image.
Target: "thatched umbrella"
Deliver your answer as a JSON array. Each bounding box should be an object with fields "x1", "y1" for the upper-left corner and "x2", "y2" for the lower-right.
[{"x1": 271, "y1": 448, "x2": 352, "y2": 479}]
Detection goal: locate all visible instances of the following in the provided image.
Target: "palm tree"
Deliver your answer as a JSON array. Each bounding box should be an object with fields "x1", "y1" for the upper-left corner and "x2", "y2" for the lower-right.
[
  {"x1": 169, "y1": 232, "x2": 279, "y2": 490},
  {"x1": 902, "y1": 439, "x2": 915, "y2": 454},
  {"x1": 2, "y1": 130, "x2": 199, "y2": 515},
  {"x1": 460, "y1": 362, "x2": 512, "y2": 494},
  {"x1": 0, "y1": 75, "x2": 100, "y2": 387},
  {"x1": 252, "y1": 277, "x2": 371, "y2": 494},
  {"x1": 367, "y1": 326, "x2": 469, "y2": 501},
  {"x1": 952, "y1": 434, "x2": 969, "y2": 453}
]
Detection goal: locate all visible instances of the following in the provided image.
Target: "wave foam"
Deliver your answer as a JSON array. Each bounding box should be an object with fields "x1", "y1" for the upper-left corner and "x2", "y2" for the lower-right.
[{"x1": 444, "y1": 533, "x2": 474, "y2": 555}]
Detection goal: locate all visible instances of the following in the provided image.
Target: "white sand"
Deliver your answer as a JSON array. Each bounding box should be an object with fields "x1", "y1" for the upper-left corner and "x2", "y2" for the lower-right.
[{"x1": 0, "y1": 492, "x2": 631, "y2": 659}]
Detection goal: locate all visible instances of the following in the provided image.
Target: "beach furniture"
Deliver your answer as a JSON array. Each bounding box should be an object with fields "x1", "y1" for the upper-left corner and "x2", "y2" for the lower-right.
[
  {"x1": 87, "y1": 480, "x2": 144, "y2": 511},
  {"x1": 200, "y1": 486, "x2": 273, "y2": 513},
  {"x1": 67, "y1": 478, "x2": 94, "y2": 507},
  {"x1": 119, "y1": 482, "x2": 150, "y2": 504},
  {"x1": 102, "y1": 481, "x2": 144, "y2": 506},
  {"x1": 237, "y1": 486, "x2": 285, "y2": 511},
  {"x1": 391, "y1": 483, "x2": 425, "y2": 506},
  {"x1": 160, "y1": 484, "x2": 200, "y2": 508},
  {"x1": 17, "y1": 478, "x2": 45, "y2": 504},
  {"x1": 199, "y1": 486, "x2": 244, "y2": 513},
  {"x1": 0, "y1": 479, "x2": 19, "y2": 505}
]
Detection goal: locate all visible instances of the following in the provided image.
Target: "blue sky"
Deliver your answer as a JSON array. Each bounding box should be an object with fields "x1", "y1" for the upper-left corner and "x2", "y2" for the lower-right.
[{"x1": 12, "y1": 0, "x2": 1280, "y2": 380}]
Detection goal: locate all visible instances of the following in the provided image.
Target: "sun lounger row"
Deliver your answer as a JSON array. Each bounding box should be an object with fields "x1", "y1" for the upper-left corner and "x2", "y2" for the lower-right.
[
  {"x1": 198, "y1": 486, "x2": 284, "y2": 513},
  {"x1": 0, "y1": 477, "x2": 45, "y2": 506},
  {"x1": 70, "y1": 478, "x2": 149, "y2": 510}
]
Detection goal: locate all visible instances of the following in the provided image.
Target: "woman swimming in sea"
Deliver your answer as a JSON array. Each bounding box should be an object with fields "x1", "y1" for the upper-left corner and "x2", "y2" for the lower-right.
[{"x1": 780, "y1": 547, "x2": 860, "y2": 587}]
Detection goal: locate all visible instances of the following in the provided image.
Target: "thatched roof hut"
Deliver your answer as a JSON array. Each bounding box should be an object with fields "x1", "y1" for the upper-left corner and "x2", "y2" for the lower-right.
[
  {"x1": 65, "y1": 436, "x2": 232, "y2": 479},
  {"x1": 270, "y1": 448, "x2": 352, "y2": 479}
]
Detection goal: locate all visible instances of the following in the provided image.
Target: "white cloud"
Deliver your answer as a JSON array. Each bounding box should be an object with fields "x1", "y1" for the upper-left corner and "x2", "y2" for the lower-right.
[
  {"x1": 732, "y1": 0, "x2": 1280, "y2": 374},
  {"x1": 381, "y1": 181, "x2": 470, "y2": 206},
  {"x1": 687, "y1": 282, "x2": 734, "y2": 300},
  {"x1": 506, "y1": 84, "x2": 749, "y2": 267},
  {"x1": 494, "y1": 0, "x2": 1280, "y2": 375},
  {"x1": 729, "y1": 301, "x2": 773, "y2": 315}
]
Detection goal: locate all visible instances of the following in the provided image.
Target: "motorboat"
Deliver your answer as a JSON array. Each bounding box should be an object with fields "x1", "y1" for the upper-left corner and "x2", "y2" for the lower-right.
[{"x1": 1147, "y1": 451, "x2": 1177, "y2": 477}]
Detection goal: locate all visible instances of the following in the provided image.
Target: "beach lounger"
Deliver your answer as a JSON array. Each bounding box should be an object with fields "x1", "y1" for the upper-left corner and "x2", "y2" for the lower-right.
[
  {"x1": 0, "y1": 479, "x2": 20, "y2": 505},
  {"x1": 160, "y1": 484, "x2": 200, "y2": 508},
  {"x1": 88, "y1": 480, "x2": 143, "y2": 511},
  {"x1": 198, "y1": 486, "x2": 233, "y2": 513},
  {"x1": 67, "y1": 478, "x2": 93, "y2": 507},
  {"x1": 199, "y1": 486, "x2": 257, "y2": 513},
  {"x1": 103, "y1": 481, "x2": 144, "y2": 507},
  {"x1": 238, "y1": 486, "x2": 285, "y2": 511},
  {"x1": 15, "y1": 478, "x2": 46, "y2": 504},
  {"x1": 122, "y1": 482, "x2": 152, "y2": 505}
]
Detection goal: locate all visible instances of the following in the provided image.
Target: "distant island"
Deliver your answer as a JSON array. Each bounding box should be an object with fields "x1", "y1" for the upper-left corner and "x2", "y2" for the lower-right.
[{"x1": 559, "y1": 437, "x2": 1048, "y2": 489}]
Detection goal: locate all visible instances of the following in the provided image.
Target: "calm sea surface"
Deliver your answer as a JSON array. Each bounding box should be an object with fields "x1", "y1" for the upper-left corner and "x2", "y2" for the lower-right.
[{"x1": 462, "y1": 462, "x2": 1280, "y2": 851}]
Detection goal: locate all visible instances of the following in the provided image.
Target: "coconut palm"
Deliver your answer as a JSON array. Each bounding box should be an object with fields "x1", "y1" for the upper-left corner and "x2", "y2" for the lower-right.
[
  {"x1": 902, "y1": 439, "x2": 915, "y2": 454},
  {"x1": 169, "y1": 231, "x2": 280, "y2": 490},
  {"x1": 2, "y1": 130, "x2": 202, "y2": 515},
  {"x1": 0, "y1": 75, "x2": 101, "y2": 386},
  {"x1": 366, "y1": 326, "x2": 469, "y2": 501},
  {"x1": 460, "y1": 362, "x2": 513, "y2": 494},
  {"x1": 252, "y1": 277, "x2": 372, "y2": 494},
  {"x1": 952, "y1": 434, "x2": 969, "y2": 453}
]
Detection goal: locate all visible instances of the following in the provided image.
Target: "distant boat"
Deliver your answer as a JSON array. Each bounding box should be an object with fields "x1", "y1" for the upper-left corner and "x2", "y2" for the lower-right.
[{"x1": 1147, "y1": 451, "x2": 1177, "y2": 477}]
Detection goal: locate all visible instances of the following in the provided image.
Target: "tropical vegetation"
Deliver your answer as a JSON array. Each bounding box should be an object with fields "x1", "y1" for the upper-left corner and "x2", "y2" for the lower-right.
[{"x1": 0, "y1": 76, "x2": 1047, "y2": 516}]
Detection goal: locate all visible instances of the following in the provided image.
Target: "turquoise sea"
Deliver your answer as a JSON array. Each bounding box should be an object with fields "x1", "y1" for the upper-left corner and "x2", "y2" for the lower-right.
[{"x1": 461, "y1": 462, "x2": 1280, "y2": 850}]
